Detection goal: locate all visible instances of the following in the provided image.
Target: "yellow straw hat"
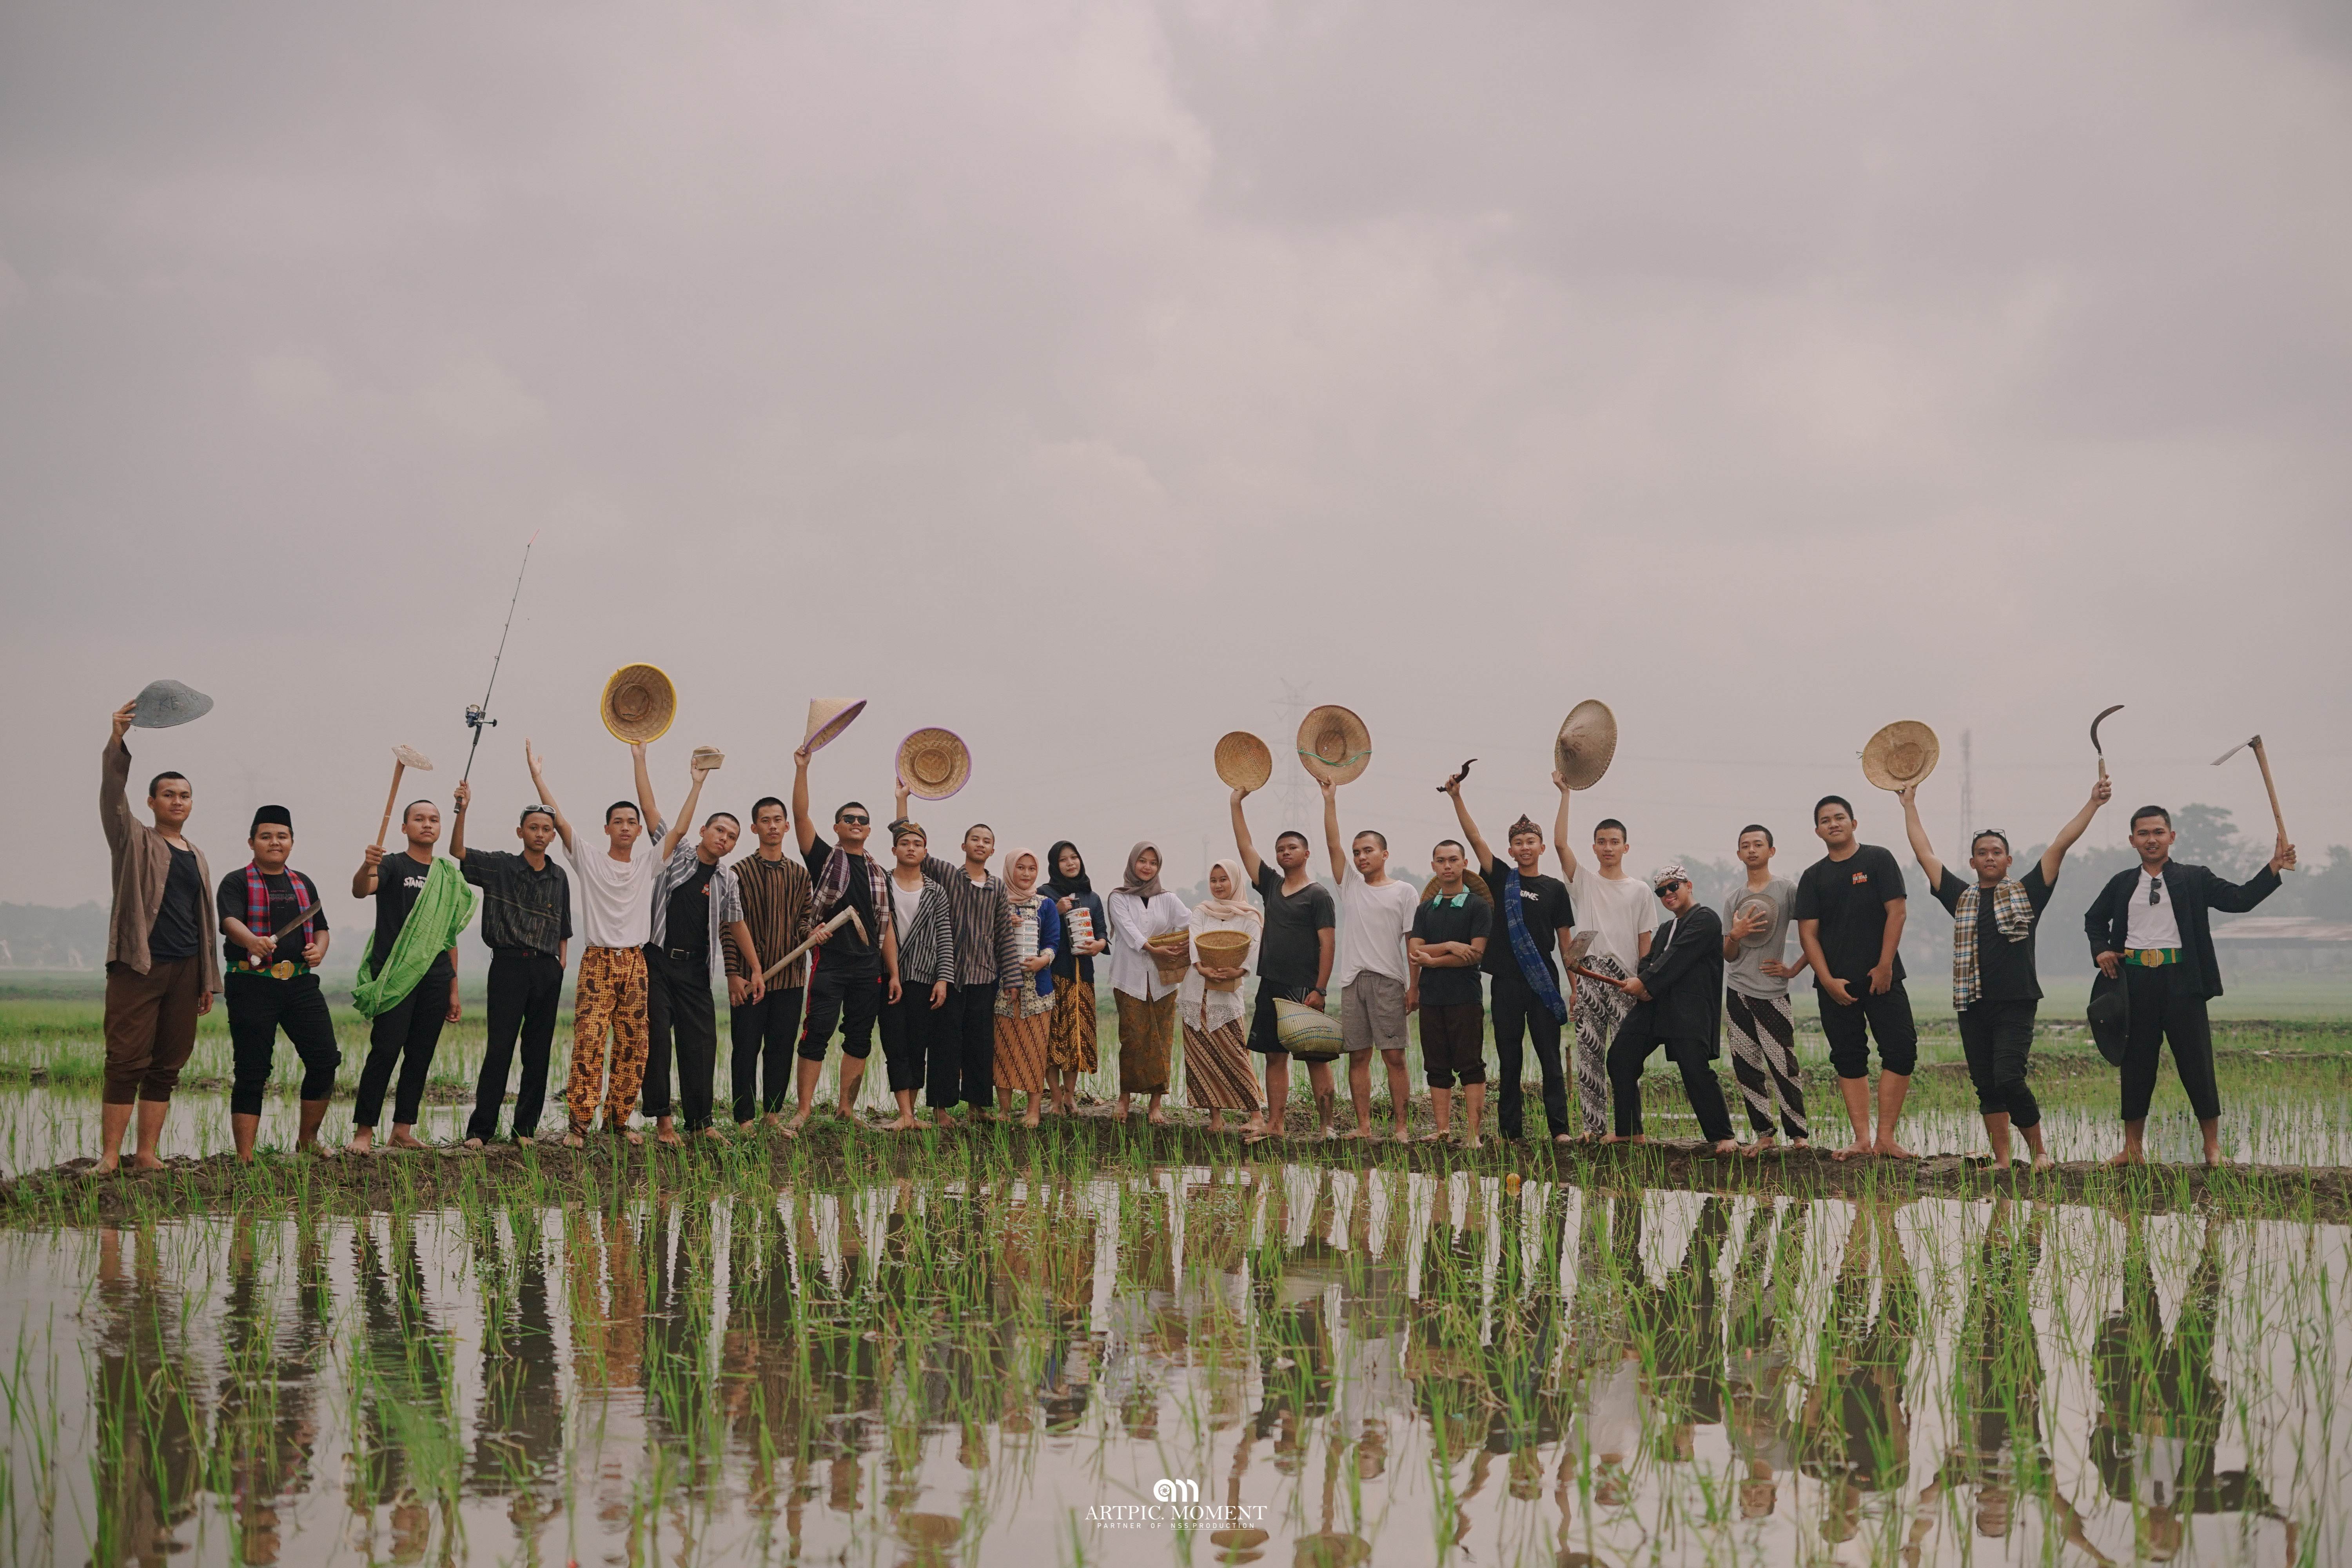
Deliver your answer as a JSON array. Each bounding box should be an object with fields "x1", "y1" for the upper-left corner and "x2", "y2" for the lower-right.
[
  {"x1": 896, "y1": 728, "x2": 971, "y2": 800},
  {"x1": 1861, "y1": 720, "x2": 1940, "y2": 791},
  {"x1": 601, "y1": 664, "x2": 677, "y2": 744},
  {"x1": 1296, "y1": 706, "x2": 1372, "y2": 786},
  {"x1": 1214, "y1": 731, "x2": 1274, "y2": 791}
]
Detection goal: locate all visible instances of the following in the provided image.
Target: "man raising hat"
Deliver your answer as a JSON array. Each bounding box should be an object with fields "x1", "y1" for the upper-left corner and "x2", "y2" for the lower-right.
[
  {"x1": 791, "y1": 742, "x2": 903, "y2": 1131},
  {"x1": 1551, "y1": 773, "x2": 1659, "y2": 1137},
  {"x1": 641, "y1": 751, "x2": 751, "y2": 1144},
  {"x1": 533, "y1": 742, "x2": 667, "y2": 1147},
  {"x1": 1603, "y1": 864, "x2": 1737, "y2": 1153},
  {"x1": 217, "y1": 804, "x2": 336, "y2": 1161},
  {"x1": 1793, "y1": 796, "x2": 1916, "y2": 1160},
  {"x1": 1446, "y1": 775, "x2": 1576, "y2": 1143},
  {"x1": 449, "y1": 742, "x2": 572, "y2": 1149},
  {"x1": 2086, "y1": 803, "x2": 2293, "y2": 1167},
  {"x1": 349, "y1": 797, "x2": 474, "y2": 1153},
  {"x1": 95, "y1": 701, "x2": 221, "y2": 1173},
  {"x1": 1900, "y1": 774, "x2": 2110, "y2": 1170}
]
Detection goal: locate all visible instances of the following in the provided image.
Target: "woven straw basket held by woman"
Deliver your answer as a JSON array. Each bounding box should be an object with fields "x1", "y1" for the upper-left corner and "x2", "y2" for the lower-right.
[
  {"x1": 1105, "y1": 840, "x2": 1189, "y2": 1125},
  {"x1": 1182, "y1": 859, "x2": 1265, "y2": 1135}
]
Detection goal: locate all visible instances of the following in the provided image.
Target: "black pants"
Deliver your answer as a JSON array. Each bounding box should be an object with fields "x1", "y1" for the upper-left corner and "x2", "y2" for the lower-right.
[
  {"x1": 1818, "y1": 979, "x2": 1919, "y2": 1077},
  {"x1": 729, "y1": 984, "x2": 805, "y2": 1123},
  {"x1": 800, "y1": 962, "x2": 885, "y2": 1063},
  {"x1": 353, "y1": 967, "x2": 451, "y2": 1128},
  {"x1": 1956, "y1": 997, "x2": 2040, "y2": 1129},
  {"x1": 225, "y1": 972, "x2": 341, "y2": 1116},
  {"x1": 1606, "y1": 1015, "x2": 1734, "y2": 1142},
  {"x1": 1490, "y1": 972, "x2": 1570, "y2": 1139},
  {"x1": 467, "y1": 949, "x2": 564, "y2": 1141},
  {"x1": 2121, "y1": 965, "x2": 2220, "y2": 1123},
  {"x1": 881, "y1": 985, "x2": 947, "y2": 1096},
  {"x1": 643, "y1": 946, "x2": 720, "y2": 1131},
  {"x1": 927, "y1": 982, "x2": 997, "y2": 1109}
]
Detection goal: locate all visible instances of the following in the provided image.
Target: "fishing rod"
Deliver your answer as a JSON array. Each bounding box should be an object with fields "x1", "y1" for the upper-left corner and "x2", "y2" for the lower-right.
[{"x1": 460, "y1": 531, "x2": 538, "y2": 784}]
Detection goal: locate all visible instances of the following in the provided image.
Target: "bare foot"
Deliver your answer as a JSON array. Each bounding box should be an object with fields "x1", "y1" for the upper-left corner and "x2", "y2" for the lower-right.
[
  {"x1": 786, "y1": 1115, "x2": 810, "y2": 1137},
  {"x1": 885, "y1": 1115, "x2": 919, "y2": 1132},
  {"x1": 1553, "y1": 1133, "x2": 1576, "y2": 1145},
  {"x1": 2105, "y1": 1148, "x2": 2143, "y2": 1167},
  {"x1": 563, "y1": 1131, "x2": 586, "y2": 1149},
  {"x1": 129, "y1": 1152, "x2": 166, "y2": 1172},
  {"x1": 1459, "y1": 1134, "x2": 1482, "y2": 1150},
  {"x1": 300, "y1": 1141, "x2": 338, "y2": 1160},
  {"x1": 1336, "y1": 1127, "x2": 1367, "y2": 1141},
  {"x1": 2203, "y1": 1151, "x2": 2225, "y2": 1169},
  {"x1": 1416, "y1": 1130, "x2": 1449, "y2": 1143},
  {"x1": 1831, "y1": 1140, "x2": 1875, "y2": 1162},
  {"x1": 515, "y1": 1135, "x2": 534, "y2": 1149},
  {"x1": 1742, "y1": 1136, "x2": 1776, "y2": 1158},
  {"x1": 615, "y1": 1125, "x2": 645, "y2": 1147},
  {"x1": 1598, "y1": 1133, "x2": 1626, "y2": 1146},
  {"x1": 2032, "y1": 1154, "x2": 2056, "y2": 1172},
  {"x1": 1709, "y1": 1138, "x2": 1739, "y2": 1155},
  {"x1": 91, "y1": 1153, "x2": 122, "y2": 1175},
  {"x1": 1874, "y1": 1137, "x2": 1916, "y2": 1160},
  {"x1": 1022, "y1": 1115, "x2": 1041, "y2": 1129},
  {"x1": 1789, "y1": 1138, "x2": 1809, "y2": 1151},
  {"x1": 459, "y1": 1137, "x2": 486, "y2": 1151},
  {"x1": 700, "y1": 1127, "x2": 727, "y2": 1143},
  {"x1": 347, "y1": 1131, "x2": 376, "y2": 1155},
  {"x1": 1146, "y1": 1111, "x2": 1169, "y2": 1127},
  {"x1": 388, "y1": 1130, "x2": 432, "y2": 1152}
]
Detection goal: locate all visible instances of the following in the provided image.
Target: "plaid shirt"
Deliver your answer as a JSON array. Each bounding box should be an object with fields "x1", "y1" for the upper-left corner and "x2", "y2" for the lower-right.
[
  {"x1": 1951, "y1": 878, "x2": 2034, "y2": 1008},
  {"x1": 920, "y1": 854, "x2": 1011, "y2": 988},
  {"x1": 648, "y1": 839, "x2": 744, "y2": 992}
]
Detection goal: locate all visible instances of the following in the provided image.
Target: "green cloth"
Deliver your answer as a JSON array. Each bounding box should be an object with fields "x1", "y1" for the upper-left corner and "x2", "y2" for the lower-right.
[{"x1": 352, "y1": 856, "x2": 479, "y2": 1019}]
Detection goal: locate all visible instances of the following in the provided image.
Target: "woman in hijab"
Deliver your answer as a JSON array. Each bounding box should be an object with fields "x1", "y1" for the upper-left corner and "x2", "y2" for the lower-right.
[
  {"x1": 993, "y1": 847, "x2": 1062, "y2": 1128},
  {"x1": 1105, "y1": 841, "x2": 1190, "y2": 1124},
  {"x1": 1045, "y1": 840, "x2": 1107, "y2": 1118},
  {"x1": 1182, "y1": 858, "x2": 1265, "y2": 1137}
]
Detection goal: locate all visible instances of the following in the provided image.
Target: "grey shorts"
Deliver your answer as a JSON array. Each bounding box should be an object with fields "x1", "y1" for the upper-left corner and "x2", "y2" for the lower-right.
[{"x1": 1341, "y1": 972, "x2": 1408, "y2": 1053}]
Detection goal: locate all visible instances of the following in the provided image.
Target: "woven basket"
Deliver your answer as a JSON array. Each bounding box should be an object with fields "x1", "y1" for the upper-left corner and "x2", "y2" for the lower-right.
[
  {"x1": 1146, "y1": 932, "x2": 1193, "y2": 982},
  {"x1": 1274, "y1": 997, "x2": 1345, "y2": 1060},
  {"x1": 1194, "y1": 929, "x2": 1251, "y2": 991},
  {"x1": 1214, "y1": 731, "x2": 1274, "y2": 791}
]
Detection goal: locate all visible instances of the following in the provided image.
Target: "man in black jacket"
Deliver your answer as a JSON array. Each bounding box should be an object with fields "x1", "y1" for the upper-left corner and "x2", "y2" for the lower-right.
[
  {"x1": 1603, "y1": 863, "x2": 1736, "y2": 1151},
  {"x1": 2085, "y1": 804, "x2": 2293, "y2": 1166}
]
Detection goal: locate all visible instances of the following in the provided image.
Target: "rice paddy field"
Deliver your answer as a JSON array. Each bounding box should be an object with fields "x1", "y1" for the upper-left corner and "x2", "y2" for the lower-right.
[{"x1": 4, "y1": 975, "x2": 2350, "y2": 1565}]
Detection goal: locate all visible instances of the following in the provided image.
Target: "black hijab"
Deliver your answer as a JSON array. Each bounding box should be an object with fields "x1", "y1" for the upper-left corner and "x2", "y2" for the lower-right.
[{"x1": 1044, "y1": 840, "x2": 1091, "y2": 898}]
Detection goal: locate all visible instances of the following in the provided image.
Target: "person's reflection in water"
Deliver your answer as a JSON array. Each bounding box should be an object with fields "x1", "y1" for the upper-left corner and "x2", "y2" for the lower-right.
[
  {"x1": 91, "y1": 1223, "x2": 206, "y2": 1568},
  {"x1": 1617, "y1": 1191, "x2": 1728, "y2": 1466},
  {"x1": 641, "y1": 1194, "x2": 724, "y2": 1491},
  {"x1": 566, "y1": 1203, "x2": 645, "y2": 1400},
  {"x1": 1559, "y1": 1192, "x2": 1646, "y2": 1552},
  {"x1": 1798, "y1": 1201, "x2": 1918, "y2": 1547},
  {"x1": 2092, "y1": 1215, "x2": 2299, "y2": 1563},
  {"x1": 213, "y1": 1209, "x2": 332, "y2": 1565},
  {"x1": 347, "y1": 1213, "x2": 456, "y2": 1562},
  {"x1": 1725, "y1": 1201, "x2": 1810, "y2": 1525},
  {"x1": 466, "y1": 1207, "x2": 562, "y2": 1537}
]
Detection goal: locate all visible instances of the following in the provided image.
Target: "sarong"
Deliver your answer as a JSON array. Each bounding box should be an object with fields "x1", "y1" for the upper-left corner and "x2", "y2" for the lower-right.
[
  {"x1": 1115, "y1": 989, "x2": 1175, "y2": 1094},
  {"x1": 1569, "y1": 954, "x2": 1632, "y2": 1137},
  {"x1": 1182, "y1": 1018, "x2": 1260, "y2": 1113},
  {"x1": 995, "y1": 1005, "x2": 1050, "y2": 1095},
  {"x1": 1048, "y1": 976, "x2": 1099, "y2": 1073}
]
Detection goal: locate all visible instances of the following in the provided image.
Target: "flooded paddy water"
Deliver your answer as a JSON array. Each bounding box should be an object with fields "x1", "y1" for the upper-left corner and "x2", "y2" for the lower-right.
[{"x1": 3, "y1": 1123, "x2": 2348, "y2": 1566}]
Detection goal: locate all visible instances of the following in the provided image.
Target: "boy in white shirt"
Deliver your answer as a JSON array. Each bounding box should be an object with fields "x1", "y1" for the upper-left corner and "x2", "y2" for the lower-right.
[
  {"x1": 1320, "y1": 777, "x2": 1419, "y2": 1142},
  {"x1": 1552, "y1": 770, "x2": 1657, "y2": 1137}
]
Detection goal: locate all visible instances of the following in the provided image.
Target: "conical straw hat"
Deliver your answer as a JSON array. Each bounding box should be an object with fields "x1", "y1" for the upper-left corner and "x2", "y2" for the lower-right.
[
  {"x1": 1862, "y1": 720, "x2": 1940, "y2": 791},
  {"x1": 1214, "y1": 731, "x2": 1274, "y2": 791},
  {"x1": 897, "y1": 728, "x2": 971, "y2": 800},
  {"x1": 1296, "y1": 705, "x2": 1372, "y2": 786},
  {"x1": 802, "y1": 698, "x2": 866, "y2": 754},
  {"x1": 1553, "y1": 700, "x2": 1618, "y2": 790},
  {"x1": 391, "y1": 744, "x2": 434, "y2": 770},
  {"x1": 601, "y1": 664, "x2": 677, "y2": 744},
  {"x1": 130, "y1": 679, "x2": 213, "y2": 729}
]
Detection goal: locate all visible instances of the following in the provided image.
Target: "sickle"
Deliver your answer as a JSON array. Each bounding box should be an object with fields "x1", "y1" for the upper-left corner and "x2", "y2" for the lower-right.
[{"x1": 2089, "y1": 704, "x2": 2123, "y2": 755}]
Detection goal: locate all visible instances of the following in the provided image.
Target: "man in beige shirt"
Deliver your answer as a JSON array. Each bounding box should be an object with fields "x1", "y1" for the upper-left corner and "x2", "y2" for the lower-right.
[{"x1": 98, "y1": 700, "x2": 222, "y2": 1172}]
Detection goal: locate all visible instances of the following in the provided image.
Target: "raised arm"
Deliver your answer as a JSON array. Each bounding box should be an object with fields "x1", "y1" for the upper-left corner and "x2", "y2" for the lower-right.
[
  {"x1": 1230, "y1": 785, "x2": 1264, "y2": 884},
  {"x1": 2039, "y1": 775, "x2": 2112, "y2": 884},
  {"x1": 101, "y1": 703, "x2": 138, "y2": 856},
  {"x1": 1443, "y1": 775, "x2": 1495, "y2": 873},
  {"x1": 449, "y1": 779, "x2": 473, "y2": 860},
  {"x1": 660, "y1": 754, "x2": 713, "y2": 862},
  {"x1": 1551, "y1": 772, "x2": 1581, "y2": 882},
  {"x1": 791, "y1": 747, "x2": 817, "y2": 855},
  {"x1": 526, "y1": 739, "x2": 573, "y2": 855},
  {"x1": 1319, "y1": 777, "x2": 1347, "y2": 882},
  {"x1": 632, "y1": 743, "x2": 668, "y2": 855},
  {"x1": 1896, "y1": 783, "x2": 1941, "y2": 889}
]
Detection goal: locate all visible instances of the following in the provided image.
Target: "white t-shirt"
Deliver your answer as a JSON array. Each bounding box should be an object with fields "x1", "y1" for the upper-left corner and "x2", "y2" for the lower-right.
[
  {"x1": 1335, "y1": 870, "x2": 1418, "y2": 987},
  {"x1": 889, "y1": 877, "x2": 926, "y2": 940},
  {"x1": 563, "y1": 821, "x2": 667, "y2": 950},
  {"x1": 1568, "y1": 866, "x2": 1659, "y2": 971},
  {"x1": 2126, "y1": 867, "x2": 2183, "y2": 949}
]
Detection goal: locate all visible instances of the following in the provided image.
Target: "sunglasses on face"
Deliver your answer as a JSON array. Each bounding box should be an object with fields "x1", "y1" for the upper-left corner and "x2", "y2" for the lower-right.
[
  {"x1": 1654, "y1": 881, "x2": 1684, "y2": 897},
  {"x1": 838, "y1": 814, "x2": 870, "y2": 827}
]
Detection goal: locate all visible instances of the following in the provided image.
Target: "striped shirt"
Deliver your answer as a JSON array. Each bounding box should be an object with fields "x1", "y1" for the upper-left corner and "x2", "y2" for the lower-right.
[
  {"x1": 648, "y1": 840, "x2": 744, "y2": 992},
  {"x1": 887, "y1": 878, "x2": 958, "y2": 986},
  {"x1": 726, "y1": 852, "x2": 815, "y2": 988},
  {"x1": 920, "y1": 854, "x2": 1011, "y2": 988}
]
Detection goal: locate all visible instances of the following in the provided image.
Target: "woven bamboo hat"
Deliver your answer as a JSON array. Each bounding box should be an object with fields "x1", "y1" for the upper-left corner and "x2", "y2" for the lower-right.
[
  {"x1": 802, "y1": 698, "x2": 866, "y2": 754},
  {"x1": 130, "y1": 679, "x2": 213, "y2": 729},
  {"x1": 1861, "y1": 720, "x2": 1940, "y2": 791},
  {"x1": 1422, "y1": 869, "x2": 1494, "y2": 906},
  {"x1": 690, "y1": 746, "x2": 724, "y2": 772},
  {"x1": 601, "y1": 664, "x2": 677, "y2": 744},
  {"x1": 1273, "y1": 997, "x2": 1345, "y2": 1060},
  {"x1": 897, "y1": 727, "x2": 971, "y2": 800},
  {"x1": 1296, "y1": 705, "x2": 1372, "y2": 785},
  {"x1": 1554, "y1": 700, "x2": 1618, "y2": 790},
  {"x1": 1214, "y1": 731, "x2": 1274, "y2": 791}
]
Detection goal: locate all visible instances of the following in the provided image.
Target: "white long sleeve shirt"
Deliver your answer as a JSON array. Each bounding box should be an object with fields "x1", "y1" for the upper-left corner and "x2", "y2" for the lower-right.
[{"x1": 1105, "y1": 889, "x2": 1192, "y2": 1001}]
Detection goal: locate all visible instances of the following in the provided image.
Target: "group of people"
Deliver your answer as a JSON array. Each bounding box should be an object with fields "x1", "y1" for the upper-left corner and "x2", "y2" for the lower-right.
[{"x1": 91, "y1": 699, "x2": 2296, "y2": 1171}]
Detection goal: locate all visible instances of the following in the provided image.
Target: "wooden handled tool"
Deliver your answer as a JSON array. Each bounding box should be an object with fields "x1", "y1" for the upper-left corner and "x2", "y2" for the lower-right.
[
  {"x1": 374, "y1": 745, "x2": 435, "y2": 849},
  {"x1": 2212, "y1": 734, "x2": 2288, "y2": 849},
  {"x1": 2090, "y1": 704, "x2": 2124, "y2": 780},
  {"x1": 759, "y1": 907, "x2": 867, "y2": 986}
]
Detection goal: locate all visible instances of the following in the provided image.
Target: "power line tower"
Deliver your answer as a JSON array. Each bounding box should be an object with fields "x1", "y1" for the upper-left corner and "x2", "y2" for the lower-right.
[
  {"x1": 1957, "y1": 730, "x2": 1975, "y2": 848},
  {"x1": 1270, "y1": 680, "x2": 1313, "y2": 837}
]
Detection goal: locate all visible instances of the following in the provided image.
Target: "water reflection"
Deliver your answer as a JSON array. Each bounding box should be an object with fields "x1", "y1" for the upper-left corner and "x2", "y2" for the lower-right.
[{"x1": 5, "y1": 1167, "x2": 2344, "y2": 1566}]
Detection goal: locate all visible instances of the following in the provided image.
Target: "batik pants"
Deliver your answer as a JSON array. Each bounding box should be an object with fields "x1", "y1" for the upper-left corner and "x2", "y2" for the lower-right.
[
  {"x1": 1568, "y1": 955, "x2": 1632, "y2": 1136},
  {"x1": 566, "y1": 945, "x2": 648, "y2": 1132},
  {"x1": 1725, "y1": 989, "x2": 1808, "y2": 1140}
]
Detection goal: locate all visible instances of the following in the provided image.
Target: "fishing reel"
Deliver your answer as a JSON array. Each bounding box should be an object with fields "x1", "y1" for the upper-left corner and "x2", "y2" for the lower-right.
[{"x1": 466, "y1": 704, "x2": 497, "y2": 733}]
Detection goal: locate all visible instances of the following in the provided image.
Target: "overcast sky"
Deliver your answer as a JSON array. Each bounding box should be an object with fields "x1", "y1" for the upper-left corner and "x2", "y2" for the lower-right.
[{"x1": 4, "y1": 0, "x2": 2348, "y2": 915}]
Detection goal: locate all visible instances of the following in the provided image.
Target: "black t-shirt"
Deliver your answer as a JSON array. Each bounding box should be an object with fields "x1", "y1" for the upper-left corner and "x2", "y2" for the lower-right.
[
  {"x1": 1410, "y1": 891, "x2": 1493, "y2": 1008},
  {"x1": 803, "y1": 841, "x2": 881, "y2": 977},
  {"x1": 664, "y1": 859, "x2": 718, "y2": 958},
  {"x1": 1793, "y1": 843, "x2": 1908, "y2": 984},
  {"x1": 1254, "y1": 862, "x2": 1337, "y2": 989},
  {"x1": 374, "y1": 849, "x2": 454, "y2": 981},
  {"x1": 147, "y1": 844, "x2": 206, "y2": 963},
  {"x1": 215, "y1": 867, "x2": 329, "y2": 970},
  {"x1": 1479, "y1": 857, "x2": 1574, "y2": 982},
  {"x1": 1933, "y1": 862, "x2": 2054, "y2": 1005}
]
